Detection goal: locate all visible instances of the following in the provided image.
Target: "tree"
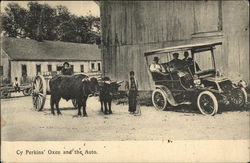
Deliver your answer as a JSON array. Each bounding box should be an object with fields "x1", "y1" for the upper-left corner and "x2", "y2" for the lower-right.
[
  {"x1": 2, "y1": 3, "x2": 28, "y2": 37},
  {"x1": 1, "y1": 2, "x2": 101, "y2": 44}
]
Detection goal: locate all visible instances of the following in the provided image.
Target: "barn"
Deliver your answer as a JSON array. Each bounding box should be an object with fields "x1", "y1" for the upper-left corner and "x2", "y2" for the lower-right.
[
  {"x1": 1, "y1": 37, "x2": 102, "y2": 84},
  {"x1": 99, "y1": 0, "x2": 249, "y2": 90}
]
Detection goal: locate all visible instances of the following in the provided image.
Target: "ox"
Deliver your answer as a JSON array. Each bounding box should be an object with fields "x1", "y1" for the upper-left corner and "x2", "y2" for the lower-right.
[
  {"x1": 49, "y1": 74, "x2": 98, "y2": 116},
  {"x1": 99, "y1": 77, "x2": 123, "y2": 114}
]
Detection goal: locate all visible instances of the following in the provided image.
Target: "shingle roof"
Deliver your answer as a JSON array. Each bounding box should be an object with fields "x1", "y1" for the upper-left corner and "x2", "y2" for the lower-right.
[{"x1": 1, "y1": 37, "x2": 101, "y2": 61}]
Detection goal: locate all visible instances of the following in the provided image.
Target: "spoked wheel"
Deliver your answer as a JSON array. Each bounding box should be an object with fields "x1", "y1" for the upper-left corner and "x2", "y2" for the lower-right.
[
  {"x1": 152, "y1": 89, "x2": 167, "y2": 110},
  {"x1": 32, "y1": 75, "x2": 46, "y2": 111},
  {"x1": 229, "y1": 88, "x2": 247, "y2": 107},
  {"x1": 197, "y1": 91, "x2": 218, "y2": 116},
  {"x1": 23, "y1": 88, "x2": 32, "y2": 96},
  {"x1": 72, "y1": 99, "x2": 78, "y2": 109}
]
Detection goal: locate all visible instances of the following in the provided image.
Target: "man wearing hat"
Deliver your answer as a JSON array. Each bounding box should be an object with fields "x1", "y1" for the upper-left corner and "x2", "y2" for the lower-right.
[
  {"x1": 169, "y1": 53, "x2": 184, "y2": 71},
  {"x1": 61, "y1": 62, "x2": 73, "y2": 75},
  {"x1": 149, "y1": 57, "x2": 164, "y2": 73}
]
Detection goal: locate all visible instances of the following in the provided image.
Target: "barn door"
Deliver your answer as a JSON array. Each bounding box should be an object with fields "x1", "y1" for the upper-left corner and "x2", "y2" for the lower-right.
[{"x1": 193, "y1": 0, "x2": 222, "y2": 34}]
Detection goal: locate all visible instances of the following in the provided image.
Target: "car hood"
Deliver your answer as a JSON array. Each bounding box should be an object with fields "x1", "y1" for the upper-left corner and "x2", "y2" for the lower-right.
[{"x1": 203, "y1": 76, "x2": 229, "y2": 83}]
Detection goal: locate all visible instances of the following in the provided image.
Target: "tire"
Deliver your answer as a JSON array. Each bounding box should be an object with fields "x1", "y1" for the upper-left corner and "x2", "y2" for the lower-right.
[
  {"x1": 32, "y1": 75, "x2": 46, "y2": 111},
  {"x1": 152, "y1": 89, "x2": 167, "y2": 110},
  {"x1": 23, "y1": 88, "x2": 32, "y2": 96},
  {"x1": 197, "y1": 91, "x2": 218, "y2": 116},
  {"x1": 229, "y1": 88, "x2": 247, "y2": 107}
]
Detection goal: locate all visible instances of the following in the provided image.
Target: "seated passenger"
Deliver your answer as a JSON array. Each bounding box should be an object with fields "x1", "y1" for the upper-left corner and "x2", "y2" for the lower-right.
[
  {"x1": 150, "y1": 57, "x2": 164, "y2": 73},
  {"x1": 149, "y1": 57, "x2": 168, "y2": 80},
  {"x1": 183, "y1": 51, "x2": 191, "y2": 62},
  {"x1": 169, "y1": 53, "x2": 185, "y2": 72}
]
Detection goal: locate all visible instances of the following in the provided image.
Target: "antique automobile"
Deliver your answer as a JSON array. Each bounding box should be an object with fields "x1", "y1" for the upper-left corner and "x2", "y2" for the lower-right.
[{"x1": 144, "y1": 41, "x2": 248, "y2": 116}]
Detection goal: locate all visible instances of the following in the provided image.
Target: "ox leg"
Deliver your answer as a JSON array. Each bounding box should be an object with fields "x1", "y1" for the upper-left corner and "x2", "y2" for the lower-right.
[
  {"x1": 55, "y1": 97, "x2": 62, "y2": 115},
  {"x1": 77, "y1": 99, "x2": 82, "y2": 116},
  {"x1": 82, "y1": 98, "x2": 88, "y2": 117},
  {"x1": 104, "y1": 102, "x2": 108, "y2": 115},
  {"x1": 50, "y1": 95, "x2": 55, "y2": 115},
  {"x1": 108, "y1": 100, "x2": 112, "y2": 114}
]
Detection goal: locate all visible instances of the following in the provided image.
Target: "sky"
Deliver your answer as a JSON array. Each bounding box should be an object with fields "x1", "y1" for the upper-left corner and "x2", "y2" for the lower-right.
[{"x1": 1, "y1": 1, "x2": 100, "y2": 17}]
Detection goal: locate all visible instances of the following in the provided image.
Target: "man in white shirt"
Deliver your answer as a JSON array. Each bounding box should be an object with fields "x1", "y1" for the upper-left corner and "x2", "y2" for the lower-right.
[{"x1": 150, "y1": 57, "x2": 164, "y2": 73}]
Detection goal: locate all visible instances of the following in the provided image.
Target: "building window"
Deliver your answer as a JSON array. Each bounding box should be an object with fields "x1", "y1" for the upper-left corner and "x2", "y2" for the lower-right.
[
  {"x1": 21, "y1": 64, "x2": 27, "y2": 76},
  {"x1": 36, "y1": 64, "x2": 41, "y2": 75},
  {"x1": 0, "y1": 66, "x2": 3, "y2": 76},
  {"x1": 48, "y1": 65, "x2": 52, "y2": 72},
  {"x1": 98, "y1": 63, "x2": 101, "y2": 71},
  {"x1": 71, "y1": 65, "x2": 74, "y2": 72},
  {"x1": 80, "y1": 65, "x2": 84, "y2": 72},
  {"x1": 91, "y1": 63, "x2": 95, "y2": 70}
]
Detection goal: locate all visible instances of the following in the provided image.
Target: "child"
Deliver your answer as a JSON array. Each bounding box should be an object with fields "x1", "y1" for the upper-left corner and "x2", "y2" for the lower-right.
[
  {"x1": 126, "y1": 71, "x2": 140, "y2": 115},
  {"x1": 13, "y1": 77, "x2": 20, "y2": 92}
]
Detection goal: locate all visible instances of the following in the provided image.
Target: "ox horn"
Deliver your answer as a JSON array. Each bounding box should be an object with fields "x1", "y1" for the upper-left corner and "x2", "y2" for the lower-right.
[
  {"x1": 82, "y1": 77, "x2": 89, "y2": 82},
  {"x1": 117, "y1": 81, "x2": 124, "y2": 85}
]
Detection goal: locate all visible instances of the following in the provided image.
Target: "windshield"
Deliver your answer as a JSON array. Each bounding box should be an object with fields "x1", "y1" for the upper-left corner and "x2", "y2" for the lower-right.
[{"x1": 194, "y1": 50, "x2": 215, "y2": 74}]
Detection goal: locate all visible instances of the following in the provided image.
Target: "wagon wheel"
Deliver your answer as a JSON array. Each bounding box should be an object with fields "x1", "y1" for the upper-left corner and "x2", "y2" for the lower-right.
[
  {"x1": 72, "y1": 99, "x2": 78, "y2": 109},
  {"x1": 23, "y1": 88, "x2": 32, "y2": 96},
  {"x1": 197, "y1": 91, "x2": 218, "y2": 116},
  {"x1": 32, "y1": 75, "x2": 46, "y2": 111},
  {"x1": 1, "y1": 90, "x2": 10, "y2": 98},
  {"x1": 152, "y1": 89, "x2": 167, "y2": 110}
]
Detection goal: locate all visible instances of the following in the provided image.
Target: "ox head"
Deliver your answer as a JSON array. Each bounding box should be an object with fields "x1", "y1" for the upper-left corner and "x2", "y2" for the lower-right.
[
  {"x1": 106, "y1": 80, "x2": 123, "y2": 96},
  {"x1": 82, "y1": 77, "x2": 99, "y2": 96}
]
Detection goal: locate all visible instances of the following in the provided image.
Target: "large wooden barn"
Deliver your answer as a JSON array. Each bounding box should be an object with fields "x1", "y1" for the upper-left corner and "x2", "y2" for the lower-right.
[{"x1": 99, "y1": 0, "x2": 249, "y2": 90}]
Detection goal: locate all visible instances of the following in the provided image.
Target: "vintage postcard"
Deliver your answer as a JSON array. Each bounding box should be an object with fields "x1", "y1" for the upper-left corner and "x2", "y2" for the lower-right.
[{"x1": 1, "y1": 0, "x2": 249, "y2": 162}]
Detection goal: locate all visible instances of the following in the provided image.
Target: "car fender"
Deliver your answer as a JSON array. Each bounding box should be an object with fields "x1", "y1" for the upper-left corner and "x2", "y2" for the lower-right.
[{"x1": 155, "y1": 85, "x2": 179, "y2": 106}]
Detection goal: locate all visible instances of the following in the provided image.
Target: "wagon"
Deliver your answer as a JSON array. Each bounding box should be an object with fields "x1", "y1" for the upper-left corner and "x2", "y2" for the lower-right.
[
  {"x1": 144, "y1": 41, "x2": 248, "y2": 116},
  {"x1": 0, "y1": 84, "x2": 32, "y2": 98}
]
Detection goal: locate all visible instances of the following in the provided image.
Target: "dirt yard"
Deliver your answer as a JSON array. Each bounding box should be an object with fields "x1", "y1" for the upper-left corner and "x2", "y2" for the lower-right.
[{"x1": 1, "y1": 93, "x2": 249, "y2": 141}]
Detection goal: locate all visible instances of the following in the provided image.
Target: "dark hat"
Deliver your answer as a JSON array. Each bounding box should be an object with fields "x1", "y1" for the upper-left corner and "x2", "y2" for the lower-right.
[
  {"x1": 63, "y1": 62, "x2": 69, "y2": 66},
  {"x1": 153, "y1": 57, "x2": 159, "y2": 61},
  {"x1": 130, "y1": 71, "x2": 135, "y2": 76},
  {"x1": 184, "y1": 51, "x2": 189, "y2": 57}
]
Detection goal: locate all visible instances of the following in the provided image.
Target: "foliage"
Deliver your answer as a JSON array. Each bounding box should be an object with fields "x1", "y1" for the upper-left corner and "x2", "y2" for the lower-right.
[{"x1": 1, "y1": 2, "x2": 100, "y2": 44}]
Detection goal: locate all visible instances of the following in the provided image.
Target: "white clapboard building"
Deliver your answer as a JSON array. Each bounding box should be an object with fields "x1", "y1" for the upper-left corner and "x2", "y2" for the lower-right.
[{"x1": 1, "y1": 37, "x2": 102, "y2": 84}]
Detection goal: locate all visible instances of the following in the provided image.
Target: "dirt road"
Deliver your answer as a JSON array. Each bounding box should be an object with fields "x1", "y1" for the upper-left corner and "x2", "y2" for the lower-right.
[{"x1": 1, "y1": 94, "x2": 249, "y2": 141}]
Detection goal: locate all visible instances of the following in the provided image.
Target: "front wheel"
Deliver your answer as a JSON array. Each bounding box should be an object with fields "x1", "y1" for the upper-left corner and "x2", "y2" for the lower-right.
[
  {"x1": 197, "y1": 91, "x2": 218, "y2": 116},
  {"x1": 152, "y1": 89, "x2": 167, "y2": 110}
]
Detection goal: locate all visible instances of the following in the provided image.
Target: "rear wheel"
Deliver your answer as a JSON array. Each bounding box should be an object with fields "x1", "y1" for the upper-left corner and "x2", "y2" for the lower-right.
[
  {"x1": 229, "y1": 88, "x2": 247, "y2": 107},
  {"x1": 152, "y1": 89, "x2": 167, "y2": 110},
  {"x1": 197, "y1": 91, "x2": 218, "y2": 116}
]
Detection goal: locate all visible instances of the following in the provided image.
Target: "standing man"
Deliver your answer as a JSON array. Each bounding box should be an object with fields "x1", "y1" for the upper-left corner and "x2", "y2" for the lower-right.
[{"x1": 126, "y1": 71, "x2": 138, "y2": 114}]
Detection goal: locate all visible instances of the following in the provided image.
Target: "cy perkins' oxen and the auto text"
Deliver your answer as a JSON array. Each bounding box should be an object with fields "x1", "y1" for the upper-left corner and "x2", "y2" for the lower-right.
[{"x1": 49, "y1": 74, "x2": 98, "y2": 117}]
